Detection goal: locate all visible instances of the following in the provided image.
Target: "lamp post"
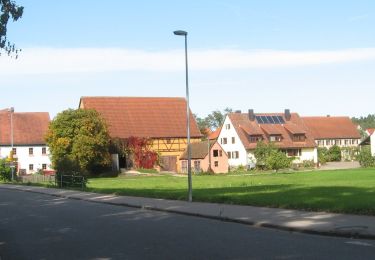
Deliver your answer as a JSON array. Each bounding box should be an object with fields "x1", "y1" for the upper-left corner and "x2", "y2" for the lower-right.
[
  {"x1": 9, "y1": 107, "x2": 14, "y2": 181},
  {"x1": 173, "y1": 30, "x2": 192, "y2": 202}
]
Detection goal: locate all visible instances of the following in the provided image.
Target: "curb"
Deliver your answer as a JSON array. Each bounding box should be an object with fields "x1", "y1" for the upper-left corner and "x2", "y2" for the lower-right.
[{"x1": 1, "y1": 184, "x2": 375, "y2": 240}]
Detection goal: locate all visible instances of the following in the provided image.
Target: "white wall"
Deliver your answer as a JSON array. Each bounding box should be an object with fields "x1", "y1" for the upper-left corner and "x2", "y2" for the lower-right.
[
  {"x1": 217, "y1": 116, "x2": 248, "y2": 167},
  {"x1": 296, "y1": 148, "x2": 318, "y2": 163},
  {"x1": 371, "y1": 134, "x2": 375, "y2": 156},
  {"x1": 0, "y1": 146, "x2": 52, "y2": 174}
]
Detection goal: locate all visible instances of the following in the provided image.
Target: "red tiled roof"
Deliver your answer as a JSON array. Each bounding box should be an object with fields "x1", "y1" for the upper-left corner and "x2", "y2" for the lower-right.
[
  {"x1": 284, "y1": 123, "x2": 306, "y2": 134},
  {"x1": 367, "y1": 128, "x2": 375, "y2": 135},
  {"x1": 228, "y1": 112, "x2": 316, "y2": 149},
  {"x1": 208, "y1": 127, "x2": 221, "y2": 140},
  {"x1": 79, "y1": 97, "x2": 202, "y2": 139},
  {"x1": 0, "y1": 110, "x2": 50, "y2": 145},
  {"x1": 302, "y1": 117, "x2": 361, "y2": 139}
]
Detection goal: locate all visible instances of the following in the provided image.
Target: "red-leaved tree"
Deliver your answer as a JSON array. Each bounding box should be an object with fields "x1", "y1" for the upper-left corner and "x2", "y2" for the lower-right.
[{"x1": 126, "y1": 137, "x2": 158, "y2": 169}]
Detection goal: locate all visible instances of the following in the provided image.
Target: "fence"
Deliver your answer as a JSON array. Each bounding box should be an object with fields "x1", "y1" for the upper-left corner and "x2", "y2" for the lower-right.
[
  {"x1": 18, "y1": 174, "x2": 86, "y2": 190},
  {"x1": 19, "y1": 174, "x2": 55, "y2": 185}
]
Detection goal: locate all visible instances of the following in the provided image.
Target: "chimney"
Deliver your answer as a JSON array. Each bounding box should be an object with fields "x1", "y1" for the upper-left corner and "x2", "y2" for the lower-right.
[
  {"x1": 327, "y1": 115, "x2": 330, "y2": 117},
  {"x1": 235, "y1": 110, "x2": 241, "y2": 113},
  {"x1": 248, "y1": 109, "x2": 255, "y2": 121},
  {"x1": 284, "y1": 109, "x2": 291, "y2": 121}
]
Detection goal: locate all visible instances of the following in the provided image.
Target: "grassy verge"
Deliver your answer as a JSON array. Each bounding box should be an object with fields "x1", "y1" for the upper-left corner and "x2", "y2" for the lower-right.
[{"x1": 86, "y1": 168, "x2": 375, "y2": 215}]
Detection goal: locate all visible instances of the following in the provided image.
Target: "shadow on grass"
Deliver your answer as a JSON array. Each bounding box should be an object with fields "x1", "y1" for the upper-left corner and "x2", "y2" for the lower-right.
[{"x1": 86, "y1": 184, "x2": 375, "y2": 215}]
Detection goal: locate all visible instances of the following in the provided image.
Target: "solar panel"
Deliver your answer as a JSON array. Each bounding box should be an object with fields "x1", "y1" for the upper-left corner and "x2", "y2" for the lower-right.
[
  {"x1": 256, "y1": 115, "x2": 285, "y2": 124},
  {"x1": 266, "y1": 116, "x2": 274, "y2": 124}
]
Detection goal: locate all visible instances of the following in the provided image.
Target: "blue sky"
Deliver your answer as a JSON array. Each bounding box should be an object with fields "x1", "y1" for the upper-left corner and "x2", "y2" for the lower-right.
[{"x1": 1, "y1": 0, "x2": 375, "y2": 118}]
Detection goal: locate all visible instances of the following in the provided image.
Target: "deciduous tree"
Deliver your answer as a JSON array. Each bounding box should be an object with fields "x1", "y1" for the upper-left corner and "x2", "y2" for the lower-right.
[
  {"x1": 0, "y1": 0, "x2": 23, "y2": 57},
  {"x1": 45, "y1": 109, "x2": 111, "y2": 176}
]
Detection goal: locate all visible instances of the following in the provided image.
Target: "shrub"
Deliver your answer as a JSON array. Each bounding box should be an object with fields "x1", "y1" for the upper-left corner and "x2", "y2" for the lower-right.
[
  {"x1": 327, "y1": 145, "x2": 341, "y2": 162},
  {"x1": 265, "y1": 150, "x2": 293, "y2": 171},
  {"x1": 302, "y1": 160, "x2": 315, "y2": 168},
  {"x1": 317, "y1": 147, "x2": 328, "y2": 165},
  {"x1": 0, "y1": 159, "x2": 11, "y2": 181},
  {"x1": 357, "y1": 146, "x2": 375, "y2": 167}
]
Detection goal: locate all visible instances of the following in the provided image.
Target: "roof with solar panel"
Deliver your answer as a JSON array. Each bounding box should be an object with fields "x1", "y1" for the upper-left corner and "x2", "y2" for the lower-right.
[{"x1": 227, "y1": 109, "x2": 316, "y2": 149}]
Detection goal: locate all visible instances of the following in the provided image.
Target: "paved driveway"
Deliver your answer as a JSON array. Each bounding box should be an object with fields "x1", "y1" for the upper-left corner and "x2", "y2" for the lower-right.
[{"x1": 319, "y1": 161, "x2": 361, "y2": 170}]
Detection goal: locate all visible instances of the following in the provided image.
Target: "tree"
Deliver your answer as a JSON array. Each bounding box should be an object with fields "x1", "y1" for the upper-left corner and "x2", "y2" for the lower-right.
[
  {"x1": 254, "y1": 141, "x2": 274, "y2": 168},
  {"x1": 45, "y1": 109, "x2": 112, "y2": 176},
  {"x1": 0, "y1": 0, "x2": 23, "y2": 57},
  {"x1": 206, "y1": 108, "x2": 232, "y2": 129},
  {"x1": 194, "y1": 114, "x2": 210, "y2": 137},
  {"x1": 0, "y1": 158, "x2": 11, "y2": 181}
]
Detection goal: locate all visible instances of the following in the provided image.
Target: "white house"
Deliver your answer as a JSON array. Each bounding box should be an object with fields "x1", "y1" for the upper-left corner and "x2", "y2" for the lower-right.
[
  {"x1": 302, "y1": 116, "x2": 361, "y2": 148},
  {"x1": 0, "y1": 110, "x2": 53, "y2": 175},
  {"x1": 359, "y1": 129, "x2": 375, "y2": 156},
  {"x1": 217, "y1": 109, "x2": 318, "y2": 168}
]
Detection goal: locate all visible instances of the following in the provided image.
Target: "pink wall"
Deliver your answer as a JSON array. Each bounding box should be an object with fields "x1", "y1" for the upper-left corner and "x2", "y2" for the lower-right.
[{"x1": 180, "y1": 142, "x2": 228, "y2": 173}]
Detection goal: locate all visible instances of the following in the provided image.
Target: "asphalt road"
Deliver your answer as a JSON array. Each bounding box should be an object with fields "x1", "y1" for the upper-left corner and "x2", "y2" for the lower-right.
[{"x1": 0, "y1": 189, "x2": 374, "y2": 260}]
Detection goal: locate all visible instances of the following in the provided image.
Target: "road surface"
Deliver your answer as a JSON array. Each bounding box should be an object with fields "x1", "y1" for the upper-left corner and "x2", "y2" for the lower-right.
[{"x1": 0, "y1": 188, "x2": 374, "y2": 259}]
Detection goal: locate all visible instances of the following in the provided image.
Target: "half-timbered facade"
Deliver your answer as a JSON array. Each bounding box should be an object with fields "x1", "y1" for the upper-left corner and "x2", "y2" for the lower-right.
[{"x1": 79, "y1": 97, "x2": 202, "y2": 172}]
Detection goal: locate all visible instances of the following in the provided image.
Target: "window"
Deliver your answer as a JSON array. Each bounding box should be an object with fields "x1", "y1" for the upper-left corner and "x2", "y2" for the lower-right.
[
  {"x1": 326, "y1": 139, "x2": 331, "y2": 145},
  {"x1": 293, "y1": 134, "x2": 306, "y2": 142},
  {"x1": 29, "y1": 148, "x2": 33, "y2": 155},
  {"x1": 12, "y1": 148, "x2": 16, "y2": 155},
  {"x1": 219, "y1": 150, "x2": 222, "y2": 157},
  {"x1": 250, "y1": 135, "x2": 263, "y2": 143},
  {"x1": 228, "y1": 152, "x2": 232, "y2": 159},
  {"x1": 225, "y1": 124, "x2": 231, "y2": 130},
  {"x1": 232, "y1": 151, "x2": 239, "y2": 159},
  {"x1": 232, "y1": 137, "x2": 235, "y2": 144},
  {"x1": 222, "y1": 138, "x2": 227, "y2": 144},
  {"x1": 270, "y1": 135, "x2": 282, "y2": 142},
  {"x1": 213, "y1": 150, "x2": 219, "y2": 157},
  {"x1": 42, "y1": 164, "x2": 47, "y2": 170},
  {"x1": 194, "y1": 161, "x2": 201, "y2": 172},
  {"x1": 42, "y1": 147, "x2": 47, "y2": 155},
  {"x1": 29, "y1": 164, "x2": 34, "y2": 171},
  {"x1": 181, "y1": 161, "x2": 187, "y2": 173},
  {"x1": 286, "y1": 149, "x2": 301, "y2": 157},
  {"x1": 214, "y1": 161, "x2": 219, "y2": 167}
]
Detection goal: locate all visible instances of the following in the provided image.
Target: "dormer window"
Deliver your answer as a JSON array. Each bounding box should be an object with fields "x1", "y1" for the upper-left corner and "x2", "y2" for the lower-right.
[
  {"x1": 249, "y1": 135, "x2": 263, "y2": 143},
  {"x1": 293, "y1": 134, "x2": 306, "y2": 142},
  {"x1": 269, "y1": 135, "x2": 282, "y2": 142}
]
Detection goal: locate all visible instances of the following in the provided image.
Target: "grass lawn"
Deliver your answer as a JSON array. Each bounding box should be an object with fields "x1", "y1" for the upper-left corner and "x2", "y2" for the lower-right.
[{"x1": 86, "y1": 168, "x2": 375, "y2": 215}]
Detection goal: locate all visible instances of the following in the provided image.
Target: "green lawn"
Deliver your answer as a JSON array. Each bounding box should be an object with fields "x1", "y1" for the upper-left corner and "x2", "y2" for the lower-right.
[{"x1": 86, "y1": 168, "x2": 375, "y2": 215}]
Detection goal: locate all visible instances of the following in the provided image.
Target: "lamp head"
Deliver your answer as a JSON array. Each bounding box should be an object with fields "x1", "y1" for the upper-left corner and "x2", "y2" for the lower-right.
[{"x1": 173, "y1": 30, "x2": 187, "y2": 36}]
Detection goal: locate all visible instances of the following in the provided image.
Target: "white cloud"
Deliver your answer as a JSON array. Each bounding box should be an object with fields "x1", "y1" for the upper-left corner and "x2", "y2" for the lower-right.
[
  {"x1": 1, "y1": 47, "x2": 375, "y2": 74},
  {"x1": 348, "y1": 14, "x2": 369, "y2": 22}
]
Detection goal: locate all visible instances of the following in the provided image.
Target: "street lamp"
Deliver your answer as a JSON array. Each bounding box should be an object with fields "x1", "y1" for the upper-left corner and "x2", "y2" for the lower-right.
[
  {"x1": 173, "y1": 30, "x2": 192, "y2": 202},
  {"x1": 9, "y1": 107, "x2": 14, "y2": 181}
]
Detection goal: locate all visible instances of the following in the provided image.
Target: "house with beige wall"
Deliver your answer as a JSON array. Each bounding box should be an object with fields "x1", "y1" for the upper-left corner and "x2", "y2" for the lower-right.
[
  {"x1": 179, "y1": 140, "x2": 228, "y2": 173},
  {"x1": 302, "y1": 116, "x2": 361, "y2": 160},
  {"x1": 79, "y1": 97, "x2": 202, "y2": 172}
]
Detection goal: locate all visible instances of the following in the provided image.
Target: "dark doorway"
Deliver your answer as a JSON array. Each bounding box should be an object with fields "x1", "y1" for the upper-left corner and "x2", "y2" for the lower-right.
[{"x1": 160, "y1": 156, "x2": 177, "y2": 172}]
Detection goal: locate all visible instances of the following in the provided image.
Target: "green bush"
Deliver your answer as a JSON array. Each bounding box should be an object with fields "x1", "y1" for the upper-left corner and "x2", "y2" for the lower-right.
[
  {"x1": 318, "y1": 147, "x2": 328, "y2": 164},
  {"x1": 357, "y1": 146, "x2": 375, "y2": 167},
  {"x1": 265, "y1": 150, "x2": 293, "y2": 171},
  {"x1": 327, "y1": 145, "x2": 342, "y2": 162},
  {"x1": 0, "y1": 159, "x2": 11, "y2": 181},
  {"x1": 302, "y1": 160, "x2": 315, "y2": 168}
]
